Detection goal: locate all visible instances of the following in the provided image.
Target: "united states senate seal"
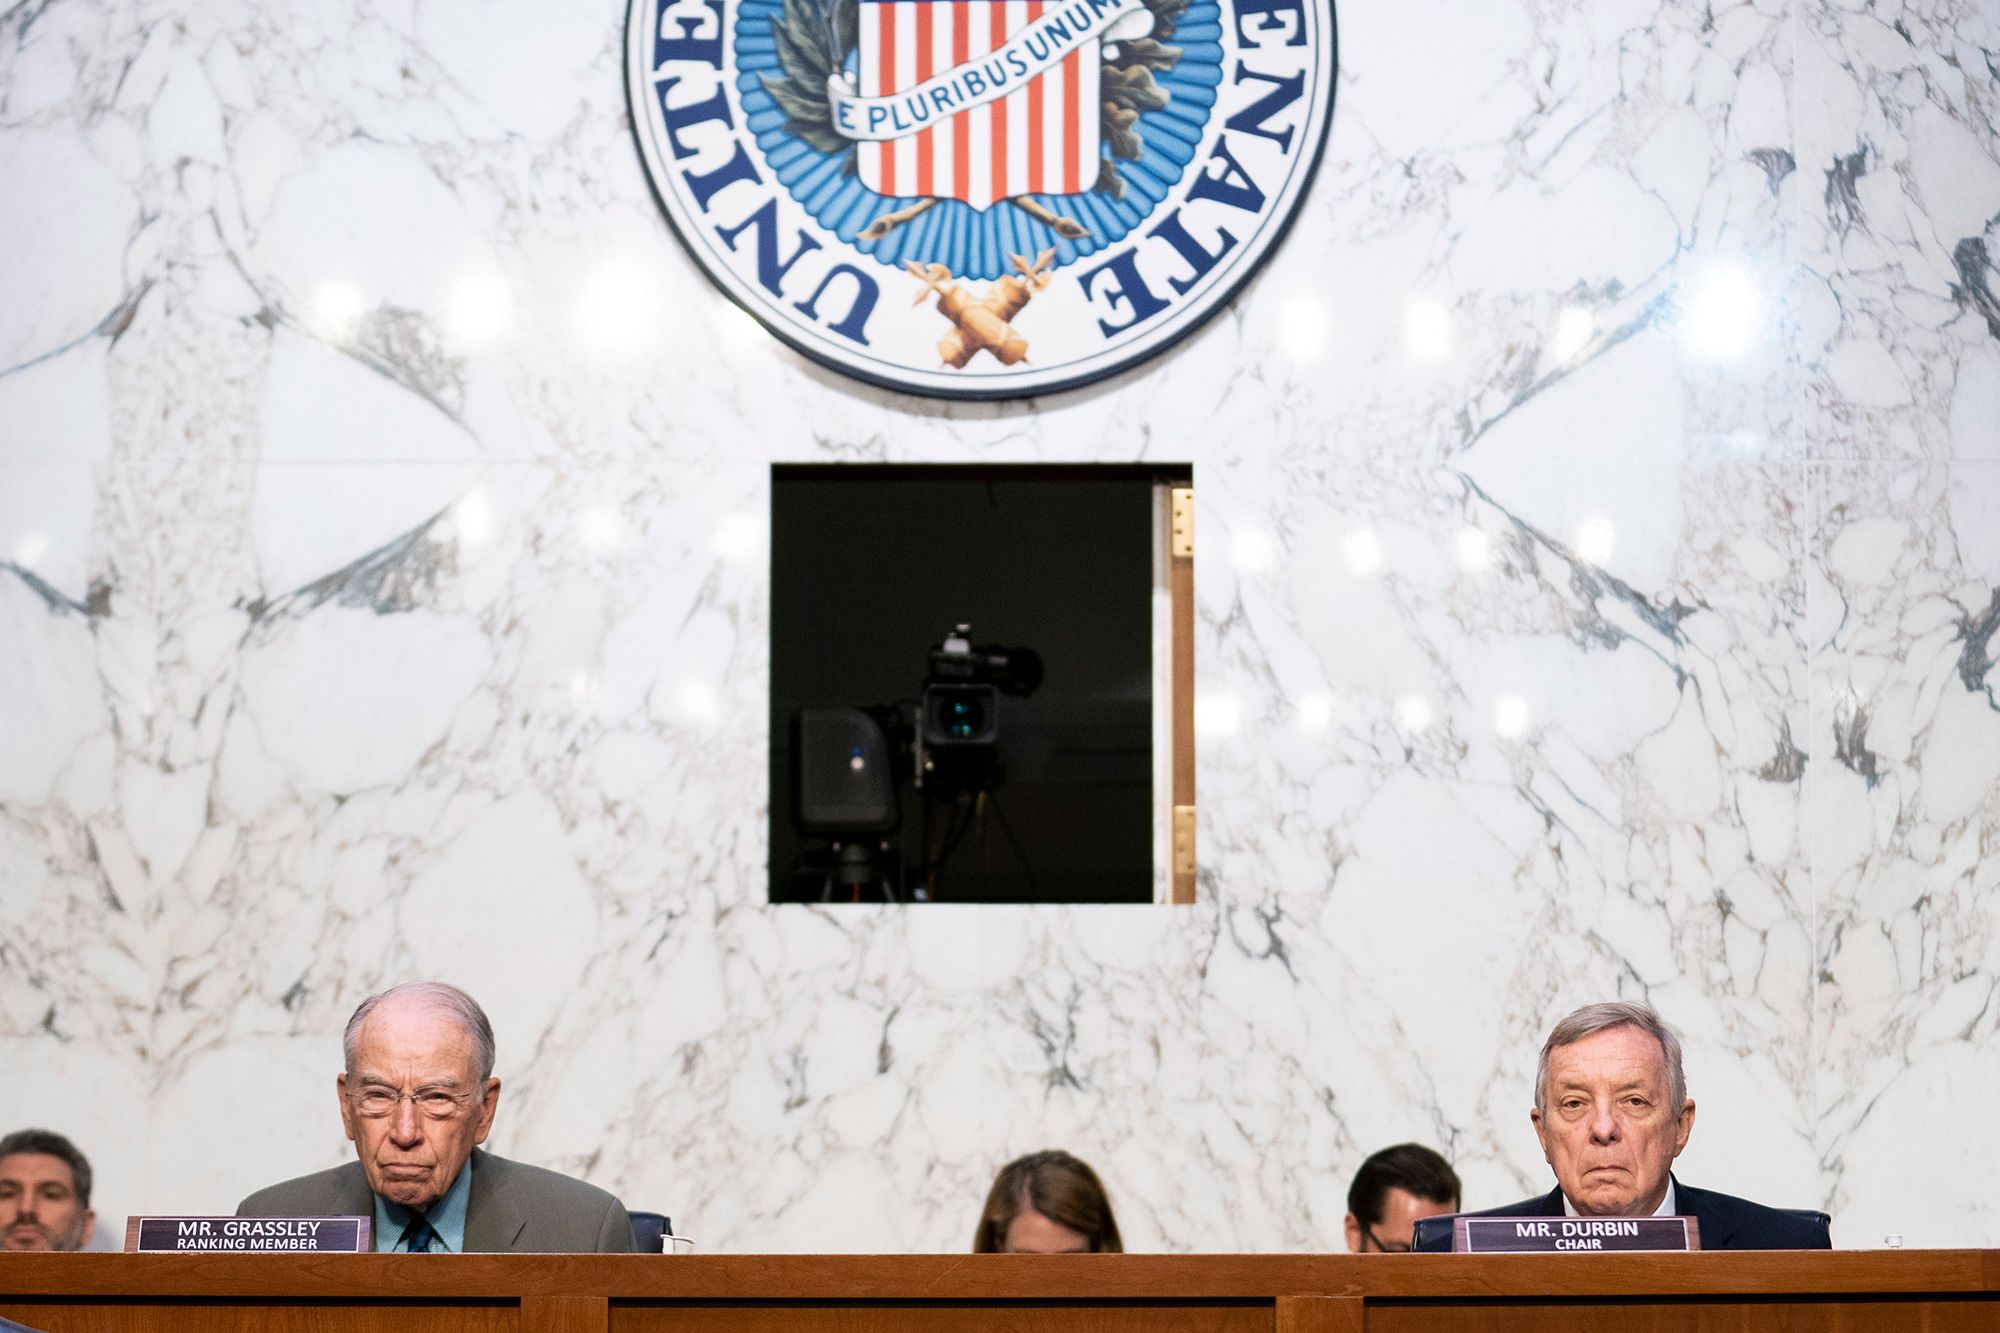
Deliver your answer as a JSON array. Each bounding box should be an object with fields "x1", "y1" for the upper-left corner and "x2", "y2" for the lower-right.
[{"x1": 627, "y1": 0, "x2": 1335, "y2": 397}]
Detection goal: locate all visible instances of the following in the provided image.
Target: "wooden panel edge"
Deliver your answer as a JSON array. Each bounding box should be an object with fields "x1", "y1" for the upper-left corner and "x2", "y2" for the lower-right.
[
  {"x1": 1275, "y1": 1294, "x2": 1364, "y2": 1333},
  {"x1": 1167, "y1": 484, "x2": 1195, "y2": 906},
  {"x1": 521, "y1": 1294, "x2": 609, "y2": 1333}
]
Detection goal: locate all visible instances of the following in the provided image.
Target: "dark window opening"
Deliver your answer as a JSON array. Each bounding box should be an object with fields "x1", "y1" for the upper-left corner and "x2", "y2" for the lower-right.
[{"x1": 769, "y1": 463, "x2": 1189, "y2": 904}]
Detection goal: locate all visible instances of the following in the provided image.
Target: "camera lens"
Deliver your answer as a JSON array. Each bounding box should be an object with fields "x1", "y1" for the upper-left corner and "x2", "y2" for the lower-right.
[{"x1": 944, "y1": 696, "x2": 985, "y2": 737}]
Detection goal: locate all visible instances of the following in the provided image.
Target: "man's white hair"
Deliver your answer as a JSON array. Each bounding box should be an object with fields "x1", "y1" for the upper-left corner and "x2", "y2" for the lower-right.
[
  {"x1": 1534, "y1": 1000, "x2": 1687, "y2": 1112},
  {"x1": 342, "y1": 981, "x2": 497, "y2": 1081}
]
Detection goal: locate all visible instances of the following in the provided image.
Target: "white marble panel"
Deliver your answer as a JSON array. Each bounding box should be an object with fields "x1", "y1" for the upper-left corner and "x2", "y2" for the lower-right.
[
  {"x1": 1808, "y1": 465, "x2": 2000, "y2": 1251},
  {"x1": 1795, "y1": 0, "x2": 2000, "y2": 1251}
]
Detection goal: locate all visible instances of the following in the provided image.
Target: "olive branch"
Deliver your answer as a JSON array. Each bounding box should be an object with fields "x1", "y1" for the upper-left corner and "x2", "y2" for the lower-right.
[
  {"x1": 760, "y1": 0, "x2": 861, "y2": 163},
  {"x1": 1095, "y1": 0, "x2": 1188, "y2": 198}
]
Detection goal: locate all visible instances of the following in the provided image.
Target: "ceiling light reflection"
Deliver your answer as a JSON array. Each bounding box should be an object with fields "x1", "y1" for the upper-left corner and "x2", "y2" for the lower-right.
[
  {"x1": 1456, "y1": 528, "x2": 1492, "y2": 572},
  {"x1": 1405, "y1": 300, "x2": 1453, "y2": 361},
  {"x1": 307, "y1": 280, "x2": 367, "y2": 340},
  {"x1": 1281, "y1": 296, "x2": 1324, "y2": 364},
  {"x1": 713, "y1": 511, "x2": 764, "y2": 563},
  {"x1": 1494, "y1": 694, "x2": 1530, "y2": 739},
  {"x1": 575, "y1": 264, "x2": 657, "y2": 353},
  {"x1": 13, "y1": 532, "x2": 50, "y2": 570},
  {"x1": 453, "y1": 491, "x2": 494, "y2": 549},
  {"x1": 1297, "y1": 692, "x2": 1336, "y2": 733},
  {"x1": 1394, "y1": 694, "x2": 1433, "y2": 732},
  {"x1": 716, "y1": 298, "x2": 765, "y2": 349},
  {"x1": 1681, "y1": 262, "x2": 1762, "y2": 361},
  {"x1": 579, "y1": 503, "x2": 626, "y2": 554},
  {"x1": 1342, "y1": 528, "x2": 1383, "y2": 576},
  {"x1": 1575, "y1": 517, "x2": 1616, "y2": 564},
  {"x1": 446, "y1": 270, "x2": 513, "y2": 350},
  {"x1": 1552, "y1": 305, "x2": 1594, "y2": 364},
  {"x1": 1231, "y1": 528, "x2": 1278, "y2": 574},
  {"x1": 674, "y1": 676, "x2": 723, "y2": 727},
  {"x1": 1194, "y1": 693, "x2": 1242, "y2": 738}
]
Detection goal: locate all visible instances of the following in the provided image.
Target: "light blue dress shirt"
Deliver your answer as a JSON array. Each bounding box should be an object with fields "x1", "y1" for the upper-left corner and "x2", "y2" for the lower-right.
[{"x1": 372, "y1": 1156, "x2": 472, "y2": 1253}]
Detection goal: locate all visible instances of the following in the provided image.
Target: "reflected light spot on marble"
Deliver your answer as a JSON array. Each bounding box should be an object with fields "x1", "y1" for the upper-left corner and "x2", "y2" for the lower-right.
[
  {"x1": 1394, "y1": 694, "x2": 1432, "y2": 732},
  {"x1": 1230, "y1": 527, "x2": 1278, "y2": 574},
  {"x1": 1404, "y1": 299, "x2": 1452, "y2": 360},
  {"x1": 453, "y1": 490, "x2": 494, "y2": 548},
  {"x1": 1455, "y1": 528, "x2": 1492, "y2": 573},
  {"x1": 574, "y1": 265, "x2": 658, "y2": 353},
  {"x1": 306, "y1": 280, "x2": 367, "y2": 340},
  {"x1": 1342, "y1": 528, "x2": 1383, "y2": 576},
  {"x1": 1575, "y1": 517, "x2": 1616, "y2": 564},
  {"x1": 1194, "y1": 693, "x2": 1241, "y2": 738},
  {"x1": 1296, "y1": 692, "x2": 1335, "y2": 733},
  {"x1": 674, "y1": 676, "x2": 724, "y2": 728},
  {"x1": 13, "y1": 532, "x2": 50, "y2": 570},
  {"x1": 446, "y1": 270, "x2": 513, "y2": 351},
  {"x1": 1279, "y1": 295, "x2": 1324, "y2": 364},
  {"x1": 1493, "y1": 693, "x2": 1530, "y2": 739},
  {"x1": 712, "y1": 511, "x2": 765, "y2": 563},
  {"x1": 1679, "y1": 261, "x2": 1762, "y2": 361},
  {"x1": 569, "y1": 670, "x2": 598, "y2": 704},
  {"x1": 579, "y1": 502, "x2": 627, "y2": 554},
  {"x1": 1551, "y1": 305, "x2": 1593, "y2": 364},
  {"x1": 715, "y1": 298, "x2": 766, "y2": 349}
]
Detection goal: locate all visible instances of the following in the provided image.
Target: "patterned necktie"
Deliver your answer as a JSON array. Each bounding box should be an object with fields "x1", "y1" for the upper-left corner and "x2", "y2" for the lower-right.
[{"x1": 398, "y1": 1214, "x2": 441, "y2": 1254}]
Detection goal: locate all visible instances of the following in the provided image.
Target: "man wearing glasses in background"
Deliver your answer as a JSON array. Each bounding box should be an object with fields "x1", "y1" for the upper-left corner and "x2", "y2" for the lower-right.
[
  {"x1": 238, "y1": 982, "x2": 634, "y2": 1252},
  {"x1": 1343, "y1": 1143, "x2": 1460, "y2": 1253}
]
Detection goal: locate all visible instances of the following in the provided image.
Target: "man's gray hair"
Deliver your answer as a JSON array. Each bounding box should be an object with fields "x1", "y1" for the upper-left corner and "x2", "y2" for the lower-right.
[
  {"x1": 342, "y1": 981, "x2": 497, "y2": 1082},
  {"x1": 1534, "y1": 1001, "x2": 1687, "y2": 1112}
]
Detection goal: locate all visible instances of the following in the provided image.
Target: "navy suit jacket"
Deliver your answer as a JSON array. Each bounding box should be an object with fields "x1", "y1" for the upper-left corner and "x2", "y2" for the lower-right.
[{"x1": 1415, "y1": 1177, "x2": 1831, "y2": 1251}]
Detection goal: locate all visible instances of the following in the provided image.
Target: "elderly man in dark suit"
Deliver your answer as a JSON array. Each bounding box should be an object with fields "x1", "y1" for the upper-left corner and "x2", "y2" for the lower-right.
[
  {"x1": 1418, "y1": 1001, "x2": 1830, "y2": 1251},
  {"x1": 238, "y1": 982, "x2": 633, "y2": 1253}
]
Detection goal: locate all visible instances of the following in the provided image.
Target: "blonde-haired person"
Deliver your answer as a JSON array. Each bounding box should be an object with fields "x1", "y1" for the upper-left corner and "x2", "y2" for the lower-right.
[{"x1": 973, "y1": 1150, "x2": 1123, "y2": 1253}]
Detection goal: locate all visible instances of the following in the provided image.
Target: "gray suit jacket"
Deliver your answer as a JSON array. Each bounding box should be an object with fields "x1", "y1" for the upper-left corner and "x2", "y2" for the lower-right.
[{"x1": 236, "y1": 1147, "x2": 636, "y2": 1253}]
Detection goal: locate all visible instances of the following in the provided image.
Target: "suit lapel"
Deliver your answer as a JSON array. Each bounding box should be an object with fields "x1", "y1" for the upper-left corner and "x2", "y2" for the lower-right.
[
  {"x1": 462, "y1": 1149, "x2": 528, "y2": 1252},
  {"x1": 1676, "y1": 1179, "x2": 1732, "y2": 1250},
  {"x1": 1537, "y1": 1186, "x2": 1567, "y2": 1215},
  {"x1": 335, "y1": 1162, "x2": 376, "y2": 1217}
]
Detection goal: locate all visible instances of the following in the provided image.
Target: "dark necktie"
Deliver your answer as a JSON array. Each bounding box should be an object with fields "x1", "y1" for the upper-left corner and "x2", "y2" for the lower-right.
[{"x1": 398, "y1": 1214, "x2": 441, "y2": 1254}]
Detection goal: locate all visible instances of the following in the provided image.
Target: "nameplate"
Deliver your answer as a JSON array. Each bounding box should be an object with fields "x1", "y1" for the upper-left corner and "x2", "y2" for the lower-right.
[
  {"x1": 125, "y1": 1216, "x2": 371, "y2": 1253},
  {"x1": 1454, "y1": 1216, "x2": 1700, "y2": 1253}
]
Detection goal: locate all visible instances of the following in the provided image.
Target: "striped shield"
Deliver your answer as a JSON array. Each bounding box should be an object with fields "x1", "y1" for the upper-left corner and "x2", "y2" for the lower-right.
[{"x1": 857, "y1": 0, "x2": 1102, "y2": 209}]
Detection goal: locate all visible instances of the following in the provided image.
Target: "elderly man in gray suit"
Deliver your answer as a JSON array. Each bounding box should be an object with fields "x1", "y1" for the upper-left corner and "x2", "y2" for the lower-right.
[{"x1": 239, "y1": 982, "x2": 634, "y2": 1253}]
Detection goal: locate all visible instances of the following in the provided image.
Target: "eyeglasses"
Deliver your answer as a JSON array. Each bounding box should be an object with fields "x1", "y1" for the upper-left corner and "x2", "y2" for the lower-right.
[
  {"x1": 347, "y1": 1086, "x2": 472, "y2": 1120},
  {"x1": 1360, "y1": 1224, "x2": 1412, "y2": 1254}
]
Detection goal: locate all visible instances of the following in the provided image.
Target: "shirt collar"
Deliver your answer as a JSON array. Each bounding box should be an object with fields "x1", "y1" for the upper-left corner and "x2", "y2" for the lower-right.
[
  {"x1": 1561, "y1": 1177, "x2": 1676, "y2": 1218},
  {"x1": 371, "y1": 1155, "x2": 474, "y2": 1253}
]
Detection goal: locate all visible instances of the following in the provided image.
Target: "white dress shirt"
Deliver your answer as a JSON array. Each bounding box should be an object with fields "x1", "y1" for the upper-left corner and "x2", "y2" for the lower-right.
[{"x1": 1562, "y1": 1178, "x2": 1678, "y2": 1217}]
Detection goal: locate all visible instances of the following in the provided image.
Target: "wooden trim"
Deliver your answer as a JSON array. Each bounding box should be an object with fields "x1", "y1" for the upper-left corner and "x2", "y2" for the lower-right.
[
  {"x1": 1276, "y1": 1295, "x2": 1365, "y2": 1333},
  {"x1": 524, "y1": 1294, "x2": 609, "y2": 1333},
  {"x1": 1167, "y1": 484, "x2": 1196, "y2": 904},
  {"x1": 2, "y1": 1252, "x2": 1994, "y2": 1301}
]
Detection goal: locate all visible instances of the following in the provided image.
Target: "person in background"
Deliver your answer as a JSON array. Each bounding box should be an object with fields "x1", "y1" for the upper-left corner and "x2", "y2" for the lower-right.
[
  {"x1": 973, "y1": 1150, "x2": 1123, "y2": 1253},
  {"x1": 1416, "y1": 1000, "x2": 1831, "y2": 1251},
  {"x1": 1343, "y1": 1143, "x2": 1460, "y2": 1253},
  {"x1": 0, "y1": 1129, "x2": 95, "y2": 1252},
  {"x1": 237, "y1": 981, "x2": 634, "y2": 1253}
]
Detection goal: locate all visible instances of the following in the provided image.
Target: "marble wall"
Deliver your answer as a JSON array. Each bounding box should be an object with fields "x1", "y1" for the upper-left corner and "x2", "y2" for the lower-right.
[{"x1": 2, "y1": 0, "x2": 1997, "y2": 1253}]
